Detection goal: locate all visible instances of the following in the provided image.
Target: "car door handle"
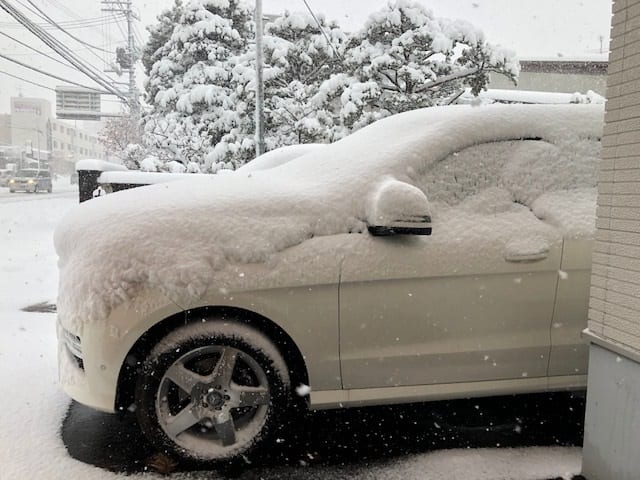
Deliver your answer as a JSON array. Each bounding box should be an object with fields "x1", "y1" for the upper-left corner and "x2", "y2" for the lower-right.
[{"x1": 504, "y1": 250, "x2": 549, "y2": 263}]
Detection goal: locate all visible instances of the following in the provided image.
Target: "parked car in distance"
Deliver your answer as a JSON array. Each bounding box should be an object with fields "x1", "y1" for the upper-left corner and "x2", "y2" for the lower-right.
[
  {"x1": 55, "y1": 104, "x2": 603, "y2": 465},
  {"x1": 0, "y1": 168, "x2": 16, "y2": 187},
  {"x1": 9, "y1": 169, "x2": 52, "y2": 193}
]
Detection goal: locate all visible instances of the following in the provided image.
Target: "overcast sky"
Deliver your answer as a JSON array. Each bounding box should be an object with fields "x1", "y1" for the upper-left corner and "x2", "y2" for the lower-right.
[{"x1": 0, "y1": 0, "x2": 612, "y2": 115}]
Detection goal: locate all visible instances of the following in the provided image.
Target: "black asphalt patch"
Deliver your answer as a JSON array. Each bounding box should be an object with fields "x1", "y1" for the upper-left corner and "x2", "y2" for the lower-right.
[{"x1": 62, "y1": 391, "x2": 586, "y2": 478}]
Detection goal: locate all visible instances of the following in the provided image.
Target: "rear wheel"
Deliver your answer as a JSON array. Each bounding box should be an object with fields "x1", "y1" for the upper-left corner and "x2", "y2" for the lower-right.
[{"x1": 135, "y1": 320, "x2": 291, "y2": 464}]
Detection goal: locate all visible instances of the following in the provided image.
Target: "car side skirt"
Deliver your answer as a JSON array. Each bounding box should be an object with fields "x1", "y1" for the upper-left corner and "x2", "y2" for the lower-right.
[{"x1": 309, "y1": 374, "x2": 587, "y2": 409}]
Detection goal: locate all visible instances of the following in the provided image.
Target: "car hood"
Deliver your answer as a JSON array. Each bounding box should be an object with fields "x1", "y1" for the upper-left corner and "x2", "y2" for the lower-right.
[{"x1": 55, "y1": 104, "x2": 603, "y2": 328}]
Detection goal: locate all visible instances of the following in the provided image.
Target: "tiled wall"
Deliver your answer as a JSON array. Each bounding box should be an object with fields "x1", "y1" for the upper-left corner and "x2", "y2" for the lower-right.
[{"x1": 589, "y1": 0, "x2": 640, "y2": 354}]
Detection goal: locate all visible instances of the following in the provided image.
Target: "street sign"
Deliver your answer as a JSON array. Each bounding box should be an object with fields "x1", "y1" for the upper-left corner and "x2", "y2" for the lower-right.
[{"x1": 56, "y1": 86, "x2": 102, "y2": 121}]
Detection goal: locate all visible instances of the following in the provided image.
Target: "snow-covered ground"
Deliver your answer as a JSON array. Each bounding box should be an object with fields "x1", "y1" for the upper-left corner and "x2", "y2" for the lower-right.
[{"x1": 0, "y1": 177, "x2": 581, "y2": 479}]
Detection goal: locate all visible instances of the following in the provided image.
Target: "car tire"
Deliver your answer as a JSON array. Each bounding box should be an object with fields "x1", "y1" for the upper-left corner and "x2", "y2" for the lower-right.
[
  {"x1": 9, "y1": 189, "x2": 14, "y2": 193},
  {"x1": 135, "y1": 320, "x2": 292, "y2": 465}
]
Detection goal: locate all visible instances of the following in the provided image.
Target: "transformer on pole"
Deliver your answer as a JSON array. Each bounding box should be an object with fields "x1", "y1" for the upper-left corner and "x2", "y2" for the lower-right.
[{"x1": 101, "y1": 0, "x2": 139, "y2": 113}]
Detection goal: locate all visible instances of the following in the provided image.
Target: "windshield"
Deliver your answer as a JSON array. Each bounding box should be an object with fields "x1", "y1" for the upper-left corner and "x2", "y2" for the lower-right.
[{"x1": 15, "y1": 170, "x2": 38, "y2": 178}]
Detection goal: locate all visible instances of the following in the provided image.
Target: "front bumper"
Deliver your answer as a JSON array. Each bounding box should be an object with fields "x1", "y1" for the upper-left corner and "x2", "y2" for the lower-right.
[
  {"x1": 56, "y1": 290, "x2": 184, "y2": 414},
  {"x1": 9, "y1": 181, "x2": 36, "y2": 191},
  {"x1": 57, "y1": 320, "x2": 116, "y2": 413}
]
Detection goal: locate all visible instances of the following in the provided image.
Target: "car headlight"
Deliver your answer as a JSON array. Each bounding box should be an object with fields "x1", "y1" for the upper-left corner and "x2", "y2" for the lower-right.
[
  {"x1": 9, "y1": 179, "x2": 14, "y2": 183},
  {"x1": 27, "y1": 179, "x2": 34, "y2": 184},
  {"x1": 62, "y1": 329, "x2": 84, "y2": 369}
]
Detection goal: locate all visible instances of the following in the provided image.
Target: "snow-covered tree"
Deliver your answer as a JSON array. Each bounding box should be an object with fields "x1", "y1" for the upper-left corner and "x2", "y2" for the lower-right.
[
  {"x1": 205, "y1": 12, "x2": 348, "y2": 169},
  {"x1": 98, "y1": 114, "x2": 144, "y2": 167},
  {"x1": 142, "y1": 0, "x2": 253, "y2": 169},
  {"x1": 320, "y1": 0, "x2": 520, "y2": 131},
  {"x1": 141, "y1": 0, "x2": 183, "y2": 77},
  {"x1": 140, "y1": 0, "x2": 519, "y2": 171},
  {"x1": 263, "y1": 12, "x2": 347, "y2": 145}
]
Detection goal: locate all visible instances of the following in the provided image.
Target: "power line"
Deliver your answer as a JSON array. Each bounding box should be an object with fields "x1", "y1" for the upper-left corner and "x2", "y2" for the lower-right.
[
  {"x1": 9, "y1": 0, "x2": 112, "y2": 83},
  {"x1": 0, "y1": 30, "x2": 72, "y2": 69},
  {"x1": 0, "y1": 0, "x2": 128, "y2": 101},
  {"x1": 45, "y1": 0, "x2": 121, "y2": 46},
  {"x1": 0, "y1": 52, "x2": 110, "y2": 93},
  {"x1": 1, "y1": 42, "x2": 127, "y2": 56},
  {"x1": 110, "y1": 10, "x2": 128, "y2": 44},
  {"x1": 0, "y1": 69, "x2": 56, "y2": 91},
  {"x1": 0, "y1": 16, "x2": 125, "y2": 29},
  {"x1": 0, "y1": 69, "x2": 124, "y2": 104},
  {"x1": 301, "y1": 0, "x2": 342, "y2": 61},
  {"x1": 0, "y1": 70, "x2": 125, "y2": 104},
  {"x1": 23, "y1": 0, "x2": 113, "y2": 55},
  {"x1": 101, "y1": 1, "x2": 139, "y2": 111}
]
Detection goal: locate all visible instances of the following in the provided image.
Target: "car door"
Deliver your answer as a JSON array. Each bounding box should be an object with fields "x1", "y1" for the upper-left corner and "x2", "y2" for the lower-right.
[
  {"x1": 339, "y1": 140, "x2": 564, "y2": 389},
  {"x1": 547, "y1": 237, "x2": 592, "y2": 377}
]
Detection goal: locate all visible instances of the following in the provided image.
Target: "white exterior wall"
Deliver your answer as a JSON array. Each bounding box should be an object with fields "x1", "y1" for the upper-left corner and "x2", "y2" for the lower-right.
[
  {"x1": 582, "y1": 0, "x2": 640, "y2": 478},
  {"x1": 10, "y1": 97, "x2": 50, "y2": 152},
  {"x1": 51, "y1": 120, "x2": 104, "y2": 161},
  {"x1": 490, "y1": 70, "x2": 608, "y2": 96},
  {"x1": 588, "y1": 0, "x2": 640, "y2": 354}
]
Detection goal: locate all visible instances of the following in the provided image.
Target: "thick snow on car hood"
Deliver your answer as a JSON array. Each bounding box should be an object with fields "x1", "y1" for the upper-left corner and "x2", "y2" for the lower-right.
[{"x1": 55, "y1": 104, "x2": 603, "y2": 327}]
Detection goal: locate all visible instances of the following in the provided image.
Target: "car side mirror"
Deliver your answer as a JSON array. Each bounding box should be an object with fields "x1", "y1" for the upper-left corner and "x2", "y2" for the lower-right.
[{"x1": 366, "y1": 179, "x2": 432, "y2": 236}]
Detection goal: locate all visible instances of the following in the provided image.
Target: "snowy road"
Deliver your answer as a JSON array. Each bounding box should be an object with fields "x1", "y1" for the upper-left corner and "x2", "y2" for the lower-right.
[
  {"x1": 0, "y1": 179, "x2": 584, "y2": 480},
  {"x1": 0, "y1": 188, "x2": 77, "y2": 204}
]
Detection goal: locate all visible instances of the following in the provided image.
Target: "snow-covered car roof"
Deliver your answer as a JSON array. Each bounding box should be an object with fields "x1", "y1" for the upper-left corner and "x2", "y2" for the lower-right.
[
  {"x1": 236, "y1": 144, "x2": 326, "y2": 173},
  {"x1": 55, "y1": 104, "x2": 603, "y2": 327},
  {"x1": 456, "y1": 88, "x2": 605, "y2": 105}
]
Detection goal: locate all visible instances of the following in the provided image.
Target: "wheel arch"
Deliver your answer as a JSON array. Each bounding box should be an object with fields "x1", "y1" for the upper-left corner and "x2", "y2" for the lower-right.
[{"x1": 114, "y1": 305, "x2": 310, "y2": 413}]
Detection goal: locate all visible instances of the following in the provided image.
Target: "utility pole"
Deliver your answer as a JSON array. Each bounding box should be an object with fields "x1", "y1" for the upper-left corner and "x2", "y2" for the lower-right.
[
  {"x1": 101, "y1": 1, "x2": 139, "y2": 112},
  {"x1": 255, "y1": 0, "x2": 265, "y2": 157}
]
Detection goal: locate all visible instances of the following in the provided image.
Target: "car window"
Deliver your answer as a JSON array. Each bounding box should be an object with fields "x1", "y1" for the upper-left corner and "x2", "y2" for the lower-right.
[
  {"x1": 411, "y1": 139, "x2": 600, "y2": 210},
  {"x1": 15, "y1": 170, "x2": 38, "y2": 178}
]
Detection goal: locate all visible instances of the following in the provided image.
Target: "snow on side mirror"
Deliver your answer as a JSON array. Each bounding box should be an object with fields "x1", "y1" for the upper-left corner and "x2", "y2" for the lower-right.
[{"x1": 366, "y1": 178, "x2": 432, "y2": 236}]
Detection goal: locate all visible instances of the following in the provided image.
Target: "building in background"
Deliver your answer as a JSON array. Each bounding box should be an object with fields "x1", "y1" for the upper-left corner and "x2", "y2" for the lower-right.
[
  {"x1": 0, "y1": 96, "x2": 106, "y2": 173},
  {"x1": 490, "y1": 57, "x2": 609, "y2": 96}
]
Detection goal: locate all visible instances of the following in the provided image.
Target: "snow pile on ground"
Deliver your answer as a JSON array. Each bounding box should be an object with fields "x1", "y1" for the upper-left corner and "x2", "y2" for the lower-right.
[
  {"x1": 55, "y1": 105, "x2": 603, "y2": 330},
  {"x1": 0, "y1": 180, "x2": 121, "y2": 479}
]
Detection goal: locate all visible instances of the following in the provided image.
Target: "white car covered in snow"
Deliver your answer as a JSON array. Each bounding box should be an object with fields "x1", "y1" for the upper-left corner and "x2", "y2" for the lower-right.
[{"x1": 55, "y1": 104, "x2": 603, "y2": 464}]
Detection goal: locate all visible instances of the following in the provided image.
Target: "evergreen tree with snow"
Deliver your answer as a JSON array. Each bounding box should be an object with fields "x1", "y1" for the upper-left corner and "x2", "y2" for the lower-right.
[
  {"x1": 263, "y1": 12, "x2": 347, "y2": 145},
  {"x1": 207, "y1": 11, "x2": 348, "y2": 168},
  {"x1": 141, "y1": 0, "x2": 183, "y2": 77},
  {"x1": 142, "y1": 0, "x2": 253, "y2": 169},
  {"x1": 320, "y1": 0, "x2": 520, "y2": 131}
]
